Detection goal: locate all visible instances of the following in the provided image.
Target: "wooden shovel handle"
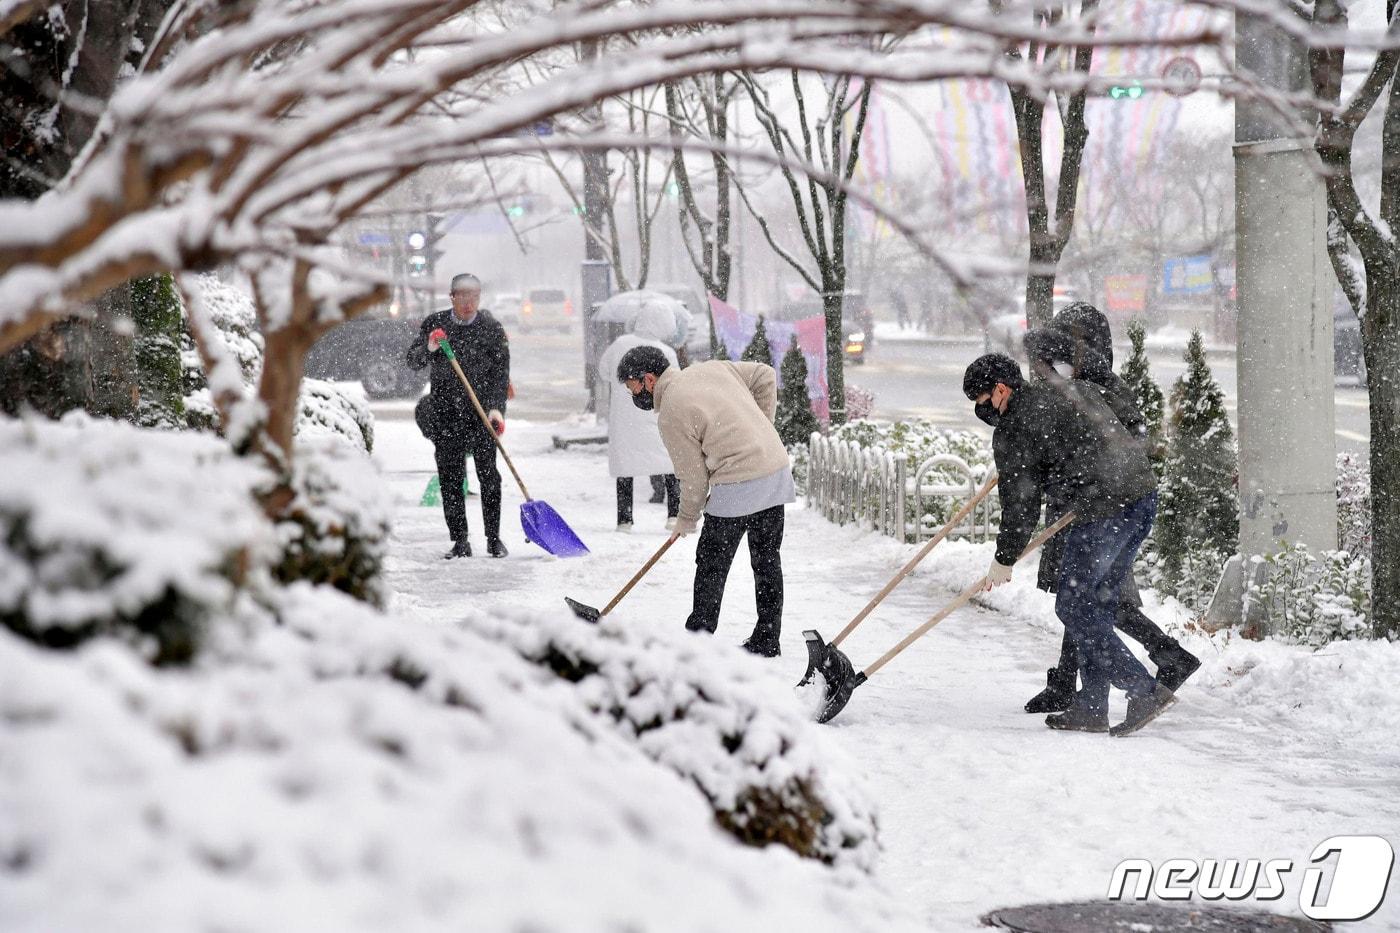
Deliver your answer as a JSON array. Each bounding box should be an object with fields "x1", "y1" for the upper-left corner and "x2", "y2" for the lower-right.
[
  {"x1": 600, "y1": 534, "x2": 680, "y2": 617},
  {"x1": 861, "y1": 512, "x2": 1076, "y2": 678},
  {"x1": 446, "y1": 355, "x2": 531, "y2": 501},
  {"x1": 831, "y1": 471, "x2": 999, "y2": 648}
]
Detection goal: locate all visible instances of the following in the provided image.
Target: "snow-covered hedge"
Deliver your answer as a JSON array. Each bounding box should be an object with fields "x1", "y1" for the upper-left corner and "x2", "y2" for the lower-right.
[
  {"x1": 467, "y1": 609, "x2": 880, "y2": 870},
  {"x1": 0, "y1": 585, "x2": 908, "y2": 931},
  {"x1": 1336, "y1": 451, "x2": 1370, "y2": 555},
  {"x1": 296, "y1": 378, "x2": 374, "y2": 454},
  {"x1": 0, "y1": 415, "x2": 275, "y2": 664},
  {"x1": 274, "y1": 436, "x2": 392, "y2": 607}
]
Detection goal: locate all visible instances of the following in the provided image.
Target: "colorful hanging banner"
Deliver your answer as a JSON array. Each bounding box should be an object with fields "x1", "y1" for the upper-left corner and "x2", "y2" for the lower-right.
[{"x1": 708, "y1": 294, "x2": 830, "y2": 420}]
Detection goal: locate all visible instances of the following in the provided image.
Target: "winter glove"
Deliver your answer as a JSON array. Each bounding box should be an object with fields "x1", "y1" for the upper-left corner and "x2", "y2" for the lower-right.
[
  {"x1": 487, "y1": 409, "x2": 505, "y2": 436},
  {"x1": 672, "y1": 516, "x2": 698, "y2": 537},
  {"x1": 984, "y1": 558, "x2": 1013, "y2": 591},
  {"x1": 428, "y1": 327, "x2": 447, "y2": 351}
]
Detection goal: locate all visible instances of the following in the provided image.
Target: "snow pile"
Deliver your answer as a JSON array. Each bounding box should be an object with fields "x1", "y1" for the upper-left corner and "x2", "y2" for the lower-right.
[
  {"x1": 465, "y1": 608, "x2": 881, "y2": 870},
  {"x1": 273, "y1": 435, "x2": 392, "y2": 608},
  {"x1": 295, "y1": 378, "x2": 374, "y2": 454},
  {"x1": 0, "y1": 415, "x2": 274, "y2": 664},
  {"x1": 0, "y1": 585, "x2": 911, "y2": 931}
]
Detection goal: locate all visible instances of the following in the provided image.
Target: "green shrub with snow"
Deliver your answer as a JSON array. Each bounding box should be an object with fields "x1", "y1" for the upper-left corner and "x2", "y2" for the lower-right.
[
  {"x1": 1336, "y1": 451, "x2": 1370, "y2": 556},
  {"x1": 1245, "y1": 542, "x2": 1372, "y2": 646},
  {"x1": 0, "y1": 416, "x2": 275, "y2": 665},
  {"x1": 296, "y1": 378, "x2": 374, "y2": 454},
  {"x1": 273, "y1": 437, "x2": 392, "y2": 607}
]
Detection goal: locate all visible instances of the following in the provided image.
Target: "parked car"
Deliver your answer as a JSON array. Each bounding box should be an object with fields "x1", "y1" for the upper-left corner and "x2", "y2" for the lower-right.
[
  {"x1": 304, "y1": 304, "x2": 425, "y2": 399},
  {"x1": 491, "y1": 292, "x2": 523, "y2": 328},
  {"x1": 983, "y1": 293, "x2": 1082, "y2": 357},
  {"x1": 649, "y1": 282, "x2": 711, "y2": 363},
  {"x1": 782, "y1": 292, "x2": 872, "y2": 364},
  {"x1": 522, "y1": 287, "x2": 574, "y2": 333}
]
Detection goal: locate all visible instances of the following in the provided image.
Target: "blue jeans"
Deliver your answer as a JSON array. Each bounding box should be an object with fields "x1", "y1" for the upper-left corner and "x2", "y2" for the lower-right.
[{"x1": 1054, "y1": 493, "x2": 1159, "y2": 712}]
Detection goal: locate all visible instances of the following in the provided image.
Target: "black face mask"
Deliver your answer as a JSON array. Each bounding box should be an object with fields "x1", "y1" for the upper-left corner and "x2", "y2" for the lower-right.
[
  {"x1": 974, "y1": 399, "x2": 1001, "y2": 427},
  {"x1": 631, "y1": 388, "x2": 655, "y2": 411}
]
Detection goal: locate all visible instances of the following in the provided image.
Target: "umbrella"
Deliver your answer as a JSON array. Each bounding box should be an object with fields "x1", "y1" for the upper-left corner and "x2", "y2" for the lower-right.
[{"x1": 594, "y1": 290, "x2": 690, "y2": 347}]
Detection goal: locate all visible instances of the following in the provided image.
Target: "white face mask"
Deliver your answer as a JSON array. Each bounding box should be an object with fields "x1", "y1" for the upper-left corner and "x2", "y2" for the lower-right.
[{"x1": 1053, "y1": 361, "x2": 1075, "y2": 379}]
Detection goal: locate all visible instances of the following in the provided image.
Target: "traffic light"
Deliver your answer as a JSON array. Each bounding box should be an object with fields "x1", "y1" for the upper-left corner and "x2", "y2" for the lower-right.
[
  {"x1": 407, "y1": 213, "x2": 448, "y2": 278},
  {"x1": 1107, "y1": 80, "x2": 1144, "y2": 100}
]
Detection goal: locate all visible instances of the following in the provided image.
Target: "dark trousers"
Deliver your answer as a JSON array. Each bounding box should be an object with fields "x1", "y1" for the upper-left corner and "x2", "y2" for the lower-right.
[
  {"x1": 1051, "y1": 599, "x2": 1178, "y2": 679},
  {"x1": 617, "y1": 475, "x2": 679, "y2": 524},
  {"x1": 435, "y1": 430, "x2": 502, "y2": 544},
  {"x1": 1054, "y1": 493, "x2": 1159, "y2": 712},
  {"x1": 686, "y1": 505, "x2": 785, "y2": 641}
]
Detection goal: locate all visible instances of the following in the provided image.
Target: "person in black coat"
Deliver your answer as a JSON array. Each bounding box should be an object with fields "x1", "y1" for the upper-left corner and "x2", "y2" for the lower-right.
[
  {"x1": 407, "y1": 273, "x2": 511, "y2": 559},
  {"x1": 964, "y1": 352, "x2": 1178, "y2": 736},
  {"x1": 1020, "y1": 304, "x2": 1200, "y2": 713}
]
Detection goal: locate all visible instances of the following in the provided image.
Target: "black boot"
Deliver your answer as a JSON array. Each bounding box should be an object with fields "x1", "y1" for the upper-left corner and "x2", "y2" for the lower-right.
[
  {"x1": 443, "y1": 539, "x2": 472, "y2": 559},
  {"x1": 1045, "y1": 703, "x2": 1109, "y2": 733},
  {"x1": 486, "y1": 538, "x2": 509, "y2": 558},
  {"x1": 1150, "y1": 642, "x2": 1201, "y2": 693},
  {"x1": 1025, "y1": 667, "x2": 1076, "y2": 714},
  {"x1": 1111, "y1": 684, "x2": 1177, "y2": 737},
  {"x1": 741, "y1": 635, "x2": 780, "y2": 658}
]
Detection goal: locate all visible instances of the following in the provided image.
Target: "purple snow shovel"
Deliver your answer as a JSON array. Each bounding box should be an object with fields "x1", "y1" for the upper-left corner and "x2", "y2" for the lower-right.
[
  {"x1": 436, "y1": 335, "x2": 589, "y2": 558},
  {"x1": 807, "y1": 512, "x2": 1075, "y2": 724}
]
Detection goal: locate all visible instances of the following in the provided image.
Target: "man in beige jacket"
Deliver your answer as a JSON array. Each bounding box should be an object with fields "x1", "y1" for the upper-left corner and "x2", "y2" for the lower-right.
[{"x1": 616, "y1": 346, "x2": 794, "y2": 656}]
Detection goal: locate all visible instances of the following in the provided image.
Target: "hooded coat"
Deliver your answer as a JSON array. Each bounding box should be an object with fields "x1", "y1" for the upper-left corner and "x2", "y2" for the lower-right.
[
  {"x1": 1021, "y1": 303, "x2": 1153, "y2": 593},
  {"x1": 597, "y1": 306, "x2": 679, "y2": 478}
]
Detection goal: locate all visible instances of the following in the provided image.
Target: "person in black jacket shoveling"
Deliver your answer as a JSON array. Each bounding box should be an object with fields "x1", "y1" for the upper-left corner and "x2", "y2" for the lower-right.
[
  {"x1": 964, "y1": 352, "x2": 1177, "y2": 736},
  {"x1": 1019, "y1": 304, "x2": 1200, "y2": 714},
  {"x1": 407, "y1": 273, "x2": 510, "y2": 559}
]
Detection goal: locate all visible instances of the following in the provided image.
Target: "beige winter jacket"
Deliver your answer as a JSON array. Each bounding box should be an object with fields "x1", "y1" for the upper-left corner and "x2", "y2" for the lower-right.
[{"x1": 653, "y1": 360, "x2": 790, "y2": 533}]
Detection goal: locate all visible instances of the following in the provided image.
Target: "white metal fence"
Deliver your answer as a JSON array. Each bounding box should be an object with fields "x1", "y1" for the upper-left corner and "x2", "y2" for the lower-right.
[{"x1": 804, "y1": 433, "x2": 995, "y2": 544}]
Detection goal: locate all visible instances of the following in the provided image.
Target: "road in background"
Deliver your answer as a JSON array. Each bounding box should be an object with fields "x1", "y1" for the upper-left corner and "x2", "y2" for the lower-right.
[
  {"x1": 362, "y1": 325, "x2": 1370, "y2": 456},
  {"x1": 856, "y1": 336, "x2": 1371, "y2": 455}
]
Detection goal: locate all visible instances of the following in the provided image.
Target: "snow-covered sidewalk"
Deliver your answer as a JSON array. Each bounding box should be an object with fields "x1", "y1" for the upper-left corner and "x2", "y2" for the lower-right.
[{"x1": 377, "y1": 415, "x2": 1400, "y2": 930}]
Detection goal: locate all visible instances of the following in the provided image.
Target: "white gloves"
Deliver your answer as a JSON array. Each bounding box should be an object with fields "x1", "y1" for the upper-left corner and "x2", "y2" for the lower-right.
[
  {"x1": 672, "y1": 516, "x2": 698, "y2": 538},
  {"x1": 984, "y1": 558, "x2": 1014, "y2": 590},
  {"x1": 487, "y1": 409, "x2": 505, "y2": 435}
]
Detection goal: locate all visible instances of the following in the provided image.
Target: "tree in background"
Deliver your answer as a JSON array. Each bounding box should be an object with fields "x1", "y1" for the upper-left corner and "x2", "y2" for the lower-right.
[
  {"x1": 997, "y1": 0, "x2": 1098, "y2": 328},
  {"x1": 1308, "y1": 0, "x2": 1400, "y2": 637},
  {"x1": 1118, "y1": 320, "x2": 1166, "y2": 475},
  {"x1": 741, "y1": 316, "x2": 773, "y2": 365},
  {"x1": 1154, "y1": 331, "x2": 1239, "y2": 611},
  {"x1": 132, "y1": 274, "x2": 186, "y2": 429},
  {"x1": 775, "y1": 337, "x2": 819, "y2": 445}
]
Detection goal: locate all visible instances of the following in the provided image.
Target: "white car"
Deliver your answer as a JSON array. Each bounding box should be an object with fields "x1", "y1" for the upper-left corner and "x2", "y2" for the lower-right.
[
  {"x1": 522, "y1": 287, "x2": 575, "y2": 333},
  {"x1": 985, "y1": 312, "x2": 1028, "y2": 356},
  {"x1": 490, "y1": 292, "x2": 522, "y2": 327}
]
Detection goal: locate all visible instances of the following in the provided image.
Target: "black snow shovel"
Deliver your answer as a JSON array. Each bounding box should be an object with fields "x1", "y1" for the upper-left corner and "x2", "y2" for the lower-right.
[
  {"x1": 806, "y1": 512, "x2": 1076, "y2": 724},
  {"x1": 798, "y1": 471, "x2": 999, "y2": 687},
  {"x1": 565, "y1": 534, "x2": 680, "y2": 622}
]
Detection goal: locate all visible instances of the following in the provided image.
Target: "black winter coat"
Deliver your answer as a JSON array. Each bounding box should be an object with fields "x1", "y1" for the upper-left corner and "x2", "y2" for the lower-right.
[
  {"x1": 991, "y1": 379, "x2": 1157, "y2": 568},
  {"x1": 407, "y1": 309, "x2": 510, "y2": 442},
  {"x1": 1023, "y1": 325, "x2": 1155, "y2": 591}
]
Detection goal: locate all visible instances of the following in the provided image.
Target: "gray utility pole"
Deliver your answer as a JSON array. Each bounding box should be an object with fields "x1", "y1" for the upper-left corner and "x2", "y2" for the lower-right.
[
  {"x1": 580, "y1": 39, "x2": 614, "y2": 417},
  {"x1": 1209, "y1": 10, "x2": 1338, "y2": 627}
]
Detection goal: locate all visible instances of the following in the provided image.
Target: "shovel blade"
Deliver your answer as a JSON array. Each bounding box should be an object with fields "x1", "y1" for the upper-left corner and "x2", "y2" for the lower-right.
[
  {"x1": 565, "y1": 596, "x2": 601, "y2": 623},
  {"x1": 801, "y1": 629, "x2": 864, "y2": 724},
  {"x1": 520, "y1": 501, "x2": 589, "y2": 558}
]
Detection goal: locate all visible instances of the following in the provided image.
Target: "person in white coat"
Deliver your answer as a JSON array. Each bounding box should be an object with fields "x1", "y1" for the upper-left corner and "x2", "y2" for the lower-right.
[{"x1": 597, "y1": 306, "x2": 681, "y2": 531}]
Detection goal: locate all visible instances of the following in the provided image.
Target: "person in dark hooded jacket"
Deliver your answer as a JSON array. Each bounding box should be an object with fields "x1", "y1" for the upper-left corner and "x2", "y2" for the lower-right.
[{"x1": 1019, "y1": 304, "x2": 1200, "y2": 714}]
